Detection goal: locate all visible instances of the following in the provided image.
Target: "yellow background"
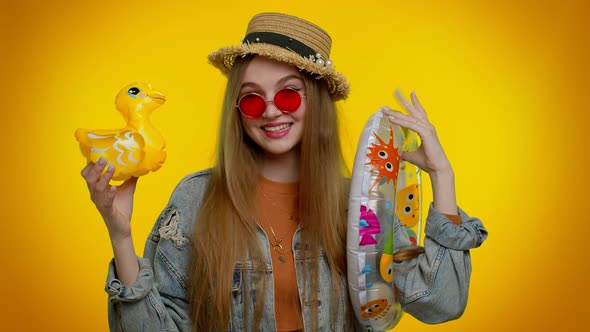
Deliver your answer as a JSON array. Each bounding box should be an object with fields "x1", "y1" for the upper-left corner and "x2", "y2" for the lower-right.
[{"x1": 1, "y1": 0, "x2": 588, "y2": 330}]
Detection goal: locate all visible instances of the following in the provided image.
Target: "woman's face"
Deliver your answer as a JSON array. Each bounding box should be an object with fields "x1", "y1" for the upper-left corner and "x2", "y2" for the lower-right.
[{"x1": 238, "y1": 56, "x2": 307, "y2": 157}]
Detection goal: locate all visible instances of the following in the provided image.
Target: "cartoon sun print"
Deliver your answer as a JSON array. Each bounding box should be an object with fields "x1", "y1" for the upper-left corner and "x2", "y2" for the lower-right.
[{"x1": 366, "y1": 128, "x2": 400, "y2": 191}]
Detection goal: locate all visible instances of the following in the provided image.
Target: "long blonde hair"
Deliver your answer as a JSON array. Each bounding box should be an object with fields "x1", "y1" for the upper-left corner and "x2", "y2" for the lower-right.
[{"x1": 188, "y1": 55, "x2": 351, "y2": 331}]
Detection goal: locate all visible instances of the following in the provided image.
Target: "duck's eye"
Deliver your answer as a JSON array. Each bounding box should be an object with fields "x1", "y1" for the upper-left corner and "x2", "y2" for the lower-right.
[{"x1": 127, "y1": 87, "x2": 141, "y2": 98}]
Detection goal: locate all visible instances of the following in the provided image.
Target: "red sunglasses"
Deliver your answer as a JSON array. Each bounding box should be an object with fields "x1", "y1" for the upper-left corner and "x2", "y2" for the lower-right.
[{"x1": 236, "y1": 88, "x2": 304, "y2": 119}]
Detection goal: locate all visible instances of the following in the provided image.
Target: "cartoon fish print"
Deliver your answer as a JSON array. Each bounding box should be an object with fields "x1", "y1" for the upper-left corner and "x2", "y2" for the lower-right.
[
  {"x1": 397, "y1": 184, "x2": 419, "y2": 228},
  {"x1": 379, "y1": 231, "x2": 394, "y2": 283},
  {"x1": 361, "y1": 298, "x2": 390, "y2": 319},
  {"x1": 359, "y1": 205, "x2": 381, "y2": 246},
  {"x1": 366, "y1": 128, "x2": 400, "y2": 191}
]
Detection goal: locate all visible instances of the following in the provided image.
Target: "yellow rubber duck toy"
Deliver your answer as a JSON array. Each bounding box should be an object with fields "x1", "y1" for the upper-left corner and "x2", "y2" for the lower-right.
[{"x1": 75, "y1": 82, "x2": 167, "y2": 181}]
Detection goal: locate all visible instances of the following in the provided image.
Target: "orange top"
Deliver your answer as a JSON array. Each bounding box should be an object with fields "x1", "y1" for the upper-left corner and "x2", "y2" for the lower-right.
[
  {"x1": 256, "y1": 176, "x2": 303, "y2": 332},
  {"x1": 255, "y1": 176, "x2": 461, "y2": 331},
  {"x1": 443, "y1": 213, "x2": 462, "y2": 225}
]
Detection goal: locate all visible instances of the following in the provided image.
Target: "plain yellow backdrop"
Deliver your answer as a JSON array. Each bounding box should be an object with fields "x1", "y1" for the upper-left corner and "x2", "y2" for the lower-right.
[{"x1": 1, "y1": 0, "x2": 588, "y2": 330}]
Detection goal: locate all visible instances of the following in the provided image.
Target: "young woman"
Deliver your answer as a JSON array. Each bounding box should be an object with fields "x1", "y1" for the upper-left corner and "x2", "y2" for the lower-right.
[{"x1": 81, "y1": 12, "x2": 487, "y2": 332}]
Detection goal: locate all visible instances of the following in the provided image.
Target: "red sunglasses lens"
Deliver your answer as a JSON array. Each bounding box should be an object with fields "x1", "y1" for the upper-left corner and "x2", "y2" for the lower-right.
[
  {"x1": 239, "y1": 94, "x2": 266, "y2": 118},
  {"x1": 274, "y1": 89, "x2": 301, "y2": 112},
  {"x1": 238, "y1": 89, "x2": 302, "y2": 118}
]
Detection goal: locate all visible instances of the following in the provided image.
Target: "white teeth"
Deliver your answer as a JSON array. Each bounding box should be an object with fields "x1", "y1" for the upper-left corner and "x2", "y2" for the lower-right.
[{"x1": 263, "y1": 123, "x2": 291, "y2": 132}]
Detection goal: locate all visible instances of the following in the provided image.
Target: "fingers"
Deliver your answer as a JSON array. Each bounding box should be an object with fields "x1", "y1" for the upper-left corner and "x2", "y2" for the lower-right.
[
  {"x1": 80, "y1": 162, "x2": 93, "y2": 177},
  {"x1": 399, "y1": 146, "x2": 424, "y2": 165},
  {"x1": 410, "y1": 91, "x2": 428, "y2": 118},
  {"x1": 394, "y1": 88, "x2": 413, "y2": 111},
  {"x1": 394, "y1": 89, "x2": 429, "y2": 121},
  {"x1": 84, "y1": 157, "x2": 107, "y2": 185},
  {"x1": 80, "y1": 157, "x2": 117, "y2": 206},
  {"x1": 82, "y1": 158, "x2": 105, "y2": 198},
  {"x1": 95, "y1": 163, "x2": 115, "y2": 194},
  {"x1": 381, "y1": 107, "x2": 429, "y2": 134}
]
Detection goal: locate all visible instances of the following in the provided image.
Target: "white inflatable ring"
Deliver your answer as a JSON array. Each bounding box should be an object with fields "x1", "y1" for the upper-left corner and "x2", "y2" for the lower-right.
[{"x1": 347, "y1": 110, "x2": 422, "y2": 331}]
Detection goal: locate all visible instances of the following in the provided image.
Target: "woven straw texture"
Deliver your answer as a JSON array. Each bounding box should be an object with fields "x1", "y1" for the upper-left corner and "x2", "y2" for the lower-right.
[{"x1": 208, "y1": 12, "x2": 350, "y2": 100}]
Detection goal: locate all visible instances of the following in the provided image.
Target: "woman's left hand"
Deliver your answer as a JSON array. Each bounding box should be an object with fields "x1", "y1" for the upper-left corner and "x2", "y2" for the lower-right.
[{"x1": 381, "y1": 90, "x2": 452, "y2": 176}]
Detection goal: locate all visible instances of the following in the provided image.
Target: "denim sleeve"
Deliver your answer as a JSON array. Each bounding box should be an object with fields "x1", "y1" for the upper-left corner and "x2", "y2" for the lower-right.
[
  {"x1": 393, "y1": 203, "x2": 488, "y2": 324},
  {"x1": 104, "y1": 208, "x2": 192, "y2": 331},
  {"x1": 104, "y1": 170, "x2": 211, "y2": 331}
]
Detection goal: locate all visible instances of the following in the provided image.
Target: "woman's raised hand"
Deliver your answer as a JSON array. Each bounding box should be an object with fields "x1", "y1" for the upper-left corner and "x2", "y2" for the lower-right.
[
  {"x1": 382, "y1": 90, "x2": 452, "y2": 176},
  {"x1": 382, "y1": 90, "x2": 457, "y2": 215},
  {"x1": 80, "y1": 157, "x2": 138, "y2": 241}
]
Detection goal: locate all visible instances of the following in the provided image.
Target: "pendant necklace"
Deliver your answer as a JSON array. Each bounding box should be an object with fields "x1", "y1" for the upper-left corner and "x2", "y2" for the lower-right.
[
  {"x1": 262, "y1": 192, "x2": 296, "y2": 220},
  {"x1": 259, "y1": 218, "x2": 298, "y2": 264},
  {"x1": 269, "y1": 225, "x2": 289, "y2": 263},
  {"x1": 260, "y1": 192, "x2": 299, "y2": 263}
]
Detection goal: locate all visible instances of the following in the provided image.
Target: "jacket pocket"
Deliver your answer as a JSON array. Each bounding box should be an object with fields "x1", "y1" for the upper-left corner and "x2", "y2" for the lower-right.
[{"x1": 230, "y1": 263, "x2": 249, "y2": 331}]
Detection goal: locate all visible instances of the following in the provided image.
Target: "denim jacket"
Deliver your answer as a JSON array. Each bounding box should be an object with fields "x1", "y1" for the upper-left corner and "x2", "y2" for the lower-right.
[{"x1": 105, "y1": 169, "x2": 487, "y2": 331}]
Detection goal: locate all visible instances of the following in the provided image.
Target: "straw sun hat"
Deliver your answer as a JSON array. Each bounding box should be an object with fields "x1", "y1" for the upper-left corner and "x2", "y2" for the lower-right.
[{"x1": 208, "y1": 12, "x2": 350, "y2": 101}]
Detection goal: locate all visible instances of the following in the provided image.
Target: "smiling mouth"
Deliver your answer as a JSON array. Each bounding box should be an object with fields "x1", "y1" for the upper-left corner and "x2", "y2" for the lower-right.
[{"x1": 262, "y1": 123, "x2": 292, "y2": 132}]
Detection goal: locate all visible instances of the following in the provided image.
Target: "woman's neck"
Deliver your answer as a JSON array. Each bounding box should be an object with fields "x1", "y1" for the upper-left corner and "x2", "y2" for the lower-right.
[{"x1": 260, "y1": 149, "x2": 300, "y2": 182}]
